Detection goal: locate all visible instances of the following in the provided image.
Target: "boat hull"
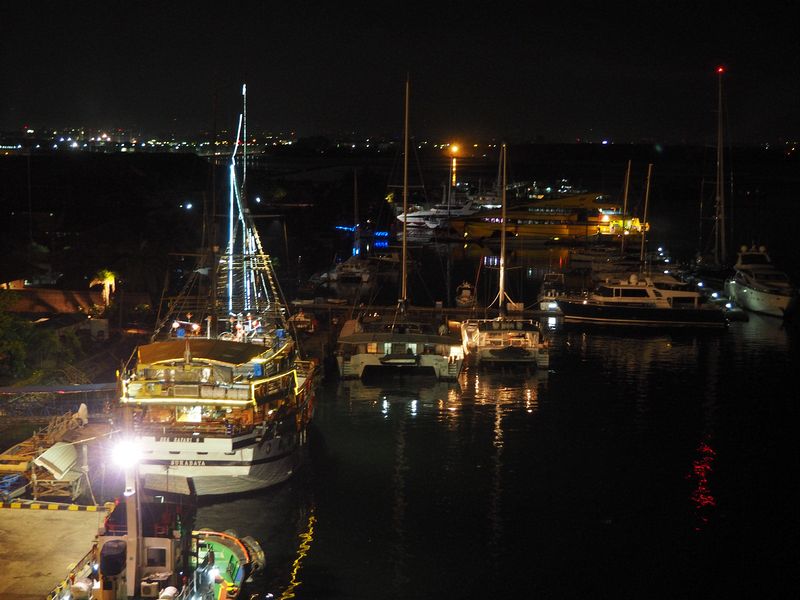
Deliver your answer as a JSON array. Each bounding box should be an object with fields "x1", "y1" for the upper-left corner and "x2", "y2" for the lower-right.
[
  {"x1": 557, "y1": 299, "x2": 727, "y2": 327},
  {"x1": 475, "y1": 346, "x2": 545, "y2": 367},
  {"x1": 338, "y1": 353, "x2": 463, "y2": 381},
  {"x1": 726, "y1": 281, "x2": 793, "y2": 318},
  {"x1": 138, "y1": 431, "x2": 304, "y2": 496}
]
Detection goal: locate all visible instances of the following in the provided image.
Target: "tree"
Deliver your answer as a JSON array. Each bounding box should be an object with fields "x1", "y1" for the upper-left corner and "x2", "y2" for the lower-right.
[{"x1": 90, "y1": 269, "x2": 116, "y2": 307}]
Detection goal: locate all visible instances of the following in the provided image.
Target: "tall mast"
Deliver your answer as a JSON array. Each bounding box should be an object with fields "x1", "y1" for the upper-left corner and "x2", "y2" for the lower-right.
[
  {"x1": 499, "y1": 144, "x2": 507, "y2": 314},
  {"x1": 242, "y1": 83, "x2": 247, "y2": 203},
  {"x1": 621, "y1": 159, "x2": 631, "y2": 255},
  {"x1": 639, "y1": 163, "x2": 653, "y2": 264},
  {"x1": 400, "y1": 77, "x2": 409, "y2": 305},
  {"x1": 353, "y1": 168, "x2": 359, "y2": 256},
  {"x1": 714, "y1": 66, "x2": 726, "y2": 265}
]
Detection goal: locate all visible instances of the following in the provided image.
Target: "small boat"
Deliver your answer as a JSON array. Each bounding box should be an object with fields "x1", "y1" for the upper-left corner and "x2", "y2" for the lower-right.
[
  {"x1": 557, "y1": 273, "x2": 728, "y2": 327},
  {"x1": 724, "y1": 245, "x2": 797, "y2": 318},
  {"x1": 327, "y1": 255, "x2": 376, "y2": 284},
  {"x1": 193, "y1": 529, "x2": 265, "y2": 599},
  {"x1": 537, "y1": 272, "x2": 566, "y2": 312},
  {"x1": 455, "y1": 281, "x2": 477, "y2": 308},
  {"x1": 288, "y1": 308, "x2": 316, "y2": 334},
  {"x1": 96, "y1": 496, "x2": 264, "y2": 599}
]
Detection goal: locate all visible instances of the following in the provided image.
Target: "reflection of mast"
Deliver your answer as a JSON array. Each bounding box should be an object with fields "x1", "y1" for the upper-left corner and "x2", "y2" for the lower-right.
[
  {"x1": 487, "y1": 399, "x2": 504, "y2": 572},
  {"x1": 390, "y1": 397, "x2": 408, "y2": 591}
]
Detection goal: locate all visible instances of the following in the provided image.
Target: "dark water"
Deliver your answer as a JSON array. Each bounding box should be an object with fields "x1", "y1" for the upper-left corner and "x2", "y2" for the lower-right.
[{"x1": 196, "y1": 312, "x2": 800, "y2": 599}]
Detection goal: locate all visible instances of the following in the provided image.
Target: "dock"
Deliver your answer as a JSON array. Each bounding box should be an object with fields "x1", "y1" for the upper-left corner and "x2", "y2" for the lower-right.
[{"x1": 0, "y1": 502, "x2": 106, "y2": 600}]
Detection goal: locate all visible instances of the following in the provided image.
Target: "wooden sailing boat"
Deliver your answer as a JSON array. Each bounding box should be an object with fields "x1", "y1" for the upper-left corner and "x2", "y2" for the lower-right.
[
  {"x1": 460, "y1": 145, "x2": 549, "y2": 369},
  {"x1": 335, "y1": 79, "x2": 465, "y2": 380},
  {"x1": 118, "y1": 84, "x2": 318, "y2": 496}
]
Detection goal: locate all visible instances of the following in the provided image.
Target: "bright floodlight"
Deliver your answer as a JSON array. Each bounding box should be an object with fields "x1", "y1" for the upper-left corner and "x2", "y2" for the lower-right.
[{"x1": 112, "y1": 439, "x2": 141, "y2": 470}]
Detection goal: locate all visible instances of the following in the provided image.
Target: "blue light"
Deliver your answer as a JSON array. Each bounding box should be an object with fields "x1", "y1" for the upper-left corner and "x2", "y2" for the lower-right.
[
  {"x1": 375, "y1": 241, "x2": 389, "y2": 248},
  {"x1": 374, "y1": 231, "x2": 389, "y2": 237},
  {"x1": 335, "y1": 225, "x2": 356, "y2": 232}
]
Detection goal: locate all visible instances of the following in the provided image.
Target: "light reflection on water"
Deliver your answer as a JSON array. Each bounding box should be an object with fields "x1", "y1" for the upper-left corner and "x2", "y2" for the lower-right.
[{"x1": 157, "y1": 314, "x2": 800, "y2": 598}]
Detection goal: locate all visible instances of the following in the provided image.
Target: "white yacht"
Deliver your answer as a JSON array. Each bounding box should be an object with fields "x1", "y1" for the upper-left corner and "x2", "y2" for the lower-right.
[
  {"x1": 725, "y1": 245, "x2": 797, "y2": 317},
  {"x1": 397, "y1": 199, "x2": 481, "y2": 230},
  {"x1": 557, "y1": 274, "x2": 728, "y2": 327}
]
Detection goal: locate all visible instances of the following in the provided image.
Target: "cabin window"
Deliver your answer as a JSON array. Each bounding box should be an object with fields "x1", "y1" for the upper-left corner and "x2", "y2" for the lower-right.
[
  {"x1": 620, "y1": 289, "x2": 649, "y2": 297},
  {"x1": 367, "y1": 342, "x2": 380, "y2": 354},
  {"x1": 146, "y1": 547, "x2": 167, "y2": 567},
  {"x1": 596, "y1": 286, "x2": 614, "y2": 297},
  {"x1": 176, "y1": 406, "x2": 202, "y2": 423}
]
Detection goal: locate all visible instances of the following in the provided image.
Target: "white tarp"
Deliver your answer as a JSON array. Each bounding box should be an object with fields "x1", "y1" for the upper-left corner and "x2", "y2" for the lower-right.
[{"x1": 33, "y1": 441, "x2": 78, "y2": 480}]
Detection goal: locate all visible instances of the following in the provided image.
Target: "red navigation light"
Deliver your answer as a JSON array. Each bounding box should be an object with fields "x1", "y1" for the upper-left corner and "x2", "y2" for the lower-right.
[{"x1": 716, "y1": 66, "x2": 725, "y2": 74}]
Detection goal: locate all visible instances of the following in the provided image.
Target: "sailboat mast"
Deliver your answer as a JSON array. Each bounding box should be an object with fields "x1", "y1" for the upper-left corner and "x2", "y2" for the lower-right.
[
  {"x1": 401, "y1": 78, "x2": 409, "y2": 304},
  {"x1": 241, "y1": 84, "x2": 250, "y2": 310},
  {"x1": 714, "y1": 66, "x2": 726, "y2": 265},
  {"x1": 353, "y1": 168, "x2": 359, "y2": 256},
  {"x1": 499, "y1": 144, "x2": 507, "y2": 313},
  {"x1": 242, "y1": 83, "x2": 247, "y2": 202},
  {"x1": 621, "y1": 159, "x2": 631, "y2": 255},
  {"x1": 639, "y1": 163, "x2": 653, "y2": 264}
]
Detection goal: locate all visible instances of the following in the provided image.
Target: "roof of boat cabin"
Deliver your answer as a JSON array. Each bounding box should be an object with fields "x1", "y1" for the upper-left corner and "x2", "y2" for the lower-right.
[
  {"x1": 475, "y1": 319, "x2": 538, "y2": 331},
  {"x1": 137, "y1": 339, "x2": 271, "y2": 366}
]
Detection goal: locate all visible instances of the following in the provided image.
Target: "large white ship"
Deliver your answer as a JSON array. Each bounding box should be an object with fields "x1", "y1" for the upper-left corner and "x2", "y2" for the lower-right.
[{"x1": 119, "y1": 85, "x2": 318, "y2": 496}]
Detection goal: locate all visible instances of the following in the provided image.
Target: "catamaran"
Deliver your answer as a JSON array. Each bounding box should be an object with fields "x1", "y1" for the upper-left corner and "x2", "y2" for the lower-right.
[
  {"x1": 118, "y1": 85, "x2": 318, "y2": 496},
  {"x1": 335, "y1": 79, "x2": 465, "y2": 381},
  {"x1": 460, "y1": 145, "x2": 550, "y2": 369}
]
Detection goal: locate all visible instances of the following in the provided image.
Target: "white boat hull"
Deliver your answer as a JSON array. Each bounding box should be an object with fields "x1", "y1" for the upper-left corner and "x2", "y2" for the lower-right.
[
  {"x1": 137, "y1": 431, "x2": 303, "y2": 496},
  {"x1": 726, "y1": 282, "x2": 792, "y2": 317},
  {"x1": 338, "y1": 353, "x2": 463, "y2": 380}
]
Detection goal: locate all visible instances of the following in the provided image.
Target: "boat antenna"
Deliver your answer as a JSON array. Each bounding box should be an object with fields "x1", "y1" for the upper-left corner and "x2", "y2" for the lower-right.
[
  {"x1": 399, "y1": 76, "x2": 410, "y2": 314},
  {"x1": 499, "y1": 143, "x2": 507, "y2": 316},
  {"x1": 639, "y1": 163, "x2": 653, "y2": 264},
  {"x1": 714, "y1": 66, "x2": 726, "y2": 266}
]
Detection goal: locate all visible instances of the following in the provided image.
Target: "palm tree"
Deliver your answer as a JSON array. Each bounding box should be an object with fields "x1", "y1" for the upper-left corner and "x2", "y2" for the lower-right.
[{"x1": 90, "y1": 269, "x2": 116, "y2": 306}]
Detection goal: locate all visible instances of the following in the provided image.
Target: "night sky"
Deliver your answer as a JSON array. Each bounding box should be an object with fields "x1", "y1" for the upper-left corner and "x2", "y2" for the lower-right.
[{"x1": 2, "y1": 1, "x2": 798, "y2": 143}]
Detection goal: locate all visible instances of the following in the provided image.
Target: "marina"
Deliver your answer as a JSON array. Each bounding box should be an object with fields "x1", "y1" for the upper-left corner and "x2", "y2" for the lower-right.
[{"x1": 2, "y1": 16, "x2": 799, "y2": 595}]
